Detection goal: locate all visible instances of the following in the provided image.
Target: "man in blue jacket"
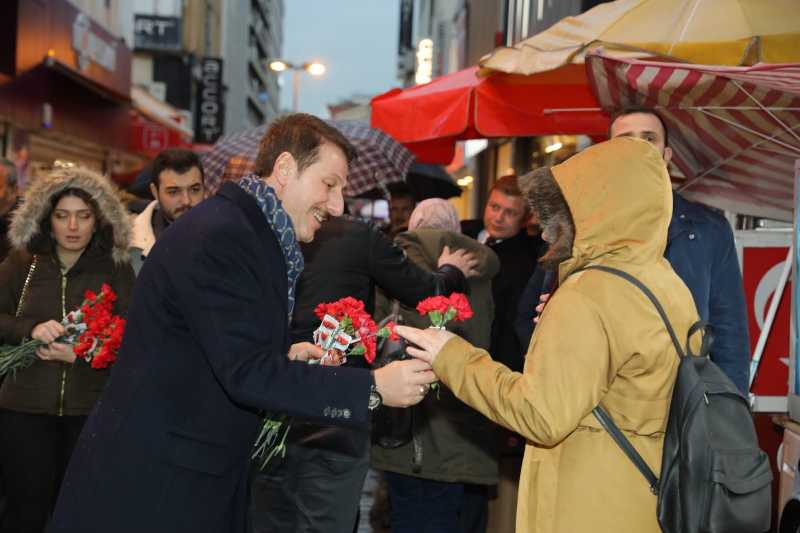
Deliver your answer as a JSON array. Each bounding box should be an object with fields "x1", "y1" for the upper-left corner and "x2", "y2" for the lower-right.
[
  {"x1": 610, "y1": 106, "x2": 750, "y2": 393},
  {"x1": 48, "y1": 114, "x2": 437, "y2": 533}
]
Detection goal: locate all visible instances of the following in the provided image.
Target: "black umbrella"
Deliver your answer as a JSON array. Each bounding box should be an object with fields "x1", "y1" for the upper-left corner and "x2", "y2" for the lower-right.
[
  {"x1": 127, "y1": 165, "x2": 155, "y2": 200},
  {"x1": 405, "y1": 163, "x2": 461, "y2": 200}
]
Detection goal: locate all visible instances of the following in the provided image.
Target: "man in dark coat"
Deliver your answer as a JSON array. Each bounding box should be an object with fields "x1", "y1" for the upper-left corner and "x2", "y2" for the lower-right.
[
  {"x1": 609, "y1": 106, "x2": 750, "y2": 394},
  {"x1": 461, "y1": 175, "x2": 544, "y2": 373},
  {"x1": 48, "y1": 114, "x2": 436, "y2": 533},
  {"x1": 251, "y1": 215, "x2": 476, "y2": 532}
]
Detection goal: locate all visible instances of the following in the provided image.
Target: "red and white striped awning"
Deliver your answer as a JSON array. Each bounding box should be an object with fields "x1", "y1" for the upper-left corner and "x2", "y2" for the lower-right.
[{"x1": 586, "y1": 53, "x2": 800, "y2": 221}]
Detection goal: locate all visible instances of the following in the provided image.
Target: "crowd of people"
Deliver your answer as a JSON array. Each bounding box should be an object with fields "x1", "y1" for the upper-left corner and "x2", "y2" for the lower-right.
[{"x1": 0, "y1": 107, "x2": 752, "y2": 533}]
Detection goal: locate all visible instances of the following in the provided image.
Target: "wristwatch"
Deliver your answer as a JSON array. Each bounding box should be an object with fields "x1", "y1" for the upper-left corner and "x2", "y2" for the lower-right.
[{"x1": 368, "y1": 382, "x2": 383, "y2": 411}]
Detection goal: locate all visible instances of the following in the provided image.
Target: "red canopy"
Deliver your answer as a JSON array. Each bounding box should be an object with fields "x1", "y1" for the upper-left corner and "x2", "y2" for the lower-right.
[{"x1": 371, "y1": 64, "x2": 609, "y2": 164}]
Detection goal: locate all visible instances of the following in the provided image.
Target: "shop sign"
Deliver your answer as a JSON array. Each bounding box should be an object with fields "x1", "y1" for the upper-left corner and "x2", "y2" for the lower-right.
[
  {"x1": 141, "y1": 123, "x2": 169, "y2": 152},
  {"x1": 195, "y1": 58, "x2": 225, "y2": 144},
  {"x1": 134, "y1": 15, "x2": 182, "y2": 51},
  {"x1": 72, "y1": 13, "x2": 117, "y2": 72},
  {"x1": 742, "y1": 243, "x2": 791, "y2": 405},
  {"x1": 415, "y1": 38, "x2": 433, "y2": 85}
]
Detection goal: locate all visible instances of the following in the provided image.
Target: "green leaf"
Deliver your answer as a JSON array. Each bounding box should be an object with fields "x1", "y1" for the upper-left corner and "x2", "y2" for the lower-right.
[{"x1": 349, "y1": 344, "x2": 365, "y2": 356}]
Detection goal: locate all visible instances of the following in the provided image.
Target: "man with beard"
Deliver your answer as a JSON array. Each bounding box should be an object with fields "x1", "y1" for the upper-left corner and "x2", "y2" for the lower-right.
[{"x1": 130, "y1": 148, "x2": 205, "y2": 274}]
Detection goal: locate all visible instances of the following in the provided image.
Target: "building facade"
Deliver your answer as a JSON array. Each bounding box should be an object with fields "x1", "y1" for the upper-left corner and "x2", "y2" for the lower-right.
[
  {"x1": 0, "y1": 0, "x2": 140, "y2": 186},
  {"x1": 221, "y1": 0, "x2": 283, "y2": 132},
  {"x1": 394, "y1": 0, "x2": 609, "y2": 219},
  {"x1": 125, "y1": 0, "x2": 282, "y2": 149}
]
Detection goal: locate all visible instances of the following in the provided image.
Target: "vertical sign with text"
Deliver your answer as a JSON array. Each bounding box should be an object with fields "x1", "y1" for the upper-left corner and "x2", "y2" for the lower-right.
[{"x1": 195, "y1": 58, "x2": 225, "y2": 144}]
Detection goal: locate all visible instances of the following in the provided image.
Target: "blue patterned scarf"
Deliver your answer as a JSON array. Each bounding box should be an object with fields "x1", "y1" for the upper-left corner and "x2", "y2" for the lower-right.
[{"x1": 238, "y1": 174, "x2": 304, "y2": 316}]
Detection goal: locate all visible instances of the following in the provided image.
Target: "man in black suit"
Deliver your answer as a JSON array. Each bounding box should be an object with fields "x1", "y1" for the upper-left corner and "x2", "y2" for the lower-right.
[
  {"x1": 462, "y1": 175, "x2": 544, "y2": 372},
  {"x1": 251, "y1": 215, "x2": 476, "y2": 532},
  {"x1": 48, "y1": 114, "x2": 436, "y2": 533},
  {"x1": 461, "y1": 174, "x2": 544, "y2": 533}
]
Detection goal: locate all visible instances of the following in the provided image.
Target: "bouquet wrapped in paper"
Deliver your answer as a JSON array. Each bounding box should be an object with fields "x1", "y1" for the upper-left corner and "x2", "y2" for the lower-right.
[
  {"x1": 0, "y1": 283, "x2": 125, "y2": 377},
  {"x1": 252, "y1": 297, "x2": 397, "y2": 468}
]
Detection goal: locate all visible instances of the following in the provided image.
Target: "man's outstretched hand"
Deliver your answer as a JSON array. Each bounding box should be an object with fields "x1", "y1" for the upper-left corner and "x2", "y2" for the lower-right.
[
  {"x1": 288, "y1": 342, "x2": 323, "y2": 362},
  {"x1": 374, "y1": 359, "x2": 437, "y2": 407}
]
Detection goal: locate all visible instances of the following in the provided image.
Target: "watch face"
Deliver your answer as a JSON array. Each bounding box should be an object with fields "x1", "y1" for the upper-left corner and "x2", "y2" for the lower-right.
[{"x1": 369, "y1": 390, "x2": 382, "y2": 411}]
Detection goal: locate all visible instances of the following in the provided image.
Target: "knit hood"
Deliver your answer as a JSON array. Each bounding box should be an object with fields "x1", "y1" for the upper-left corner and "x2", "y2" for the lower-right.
[{"x1": 9, "y1": 167, "x2": 132, "y2": 263}]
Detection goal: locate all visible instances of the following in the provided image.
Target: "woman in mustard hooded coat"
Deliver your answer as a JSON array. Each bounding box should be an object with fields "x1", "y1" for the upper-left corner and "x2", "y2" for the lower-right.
[{"x1": 396, "y1": 137, "x2": 701, "y2": 533}]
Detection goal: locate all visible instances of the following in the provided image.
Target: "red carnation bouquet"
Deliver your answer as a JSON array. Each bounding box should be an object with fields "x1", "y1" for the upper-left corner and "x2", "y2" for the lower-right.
[
  {"x1": 416, "y1": 292, "x2": 473, "y2": 328},
  {"x1": 0, "y1": 283, "x2": 125, "y2": 377},
  {"x1": 312, "y1": 297, "x2": 398, "y2": 365},
  {"x1": 252, "y1": 297, "x2": 397, "y2": 469},
  {"x1": 415, "y1": 292, "x2": 473, "y2": 396}
]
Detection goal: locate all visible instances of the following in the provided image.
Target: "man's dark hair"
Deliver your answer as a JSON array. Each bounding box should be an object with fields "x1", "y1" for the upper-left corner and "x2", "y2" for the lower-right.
[
  {"x1": 490, "y1": 174, "x2": 524, "y2": 198},
  {"x1": 609, "y1": 105, "x2": 670, "y2": 147},
  {"x1": 254, "y1": 114, "x2": 357, "y2": 177},
  {"x1": 151, "y1": 149, "x2": 204, "y2": 188},
  {"x1": 387, "y1": 181, "x2": 416, "y2": 202}
]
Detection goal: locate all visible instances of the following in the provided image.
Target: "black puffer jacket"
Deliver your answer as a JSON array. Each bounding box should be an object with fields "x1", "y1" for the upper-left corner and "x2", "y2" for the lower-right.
[
  {"x1": 0, "y1": 168, "x2": 135, "y2": 416},
  {"x1": 0, "y1": 250, "x2": 134, "y2": 415}
]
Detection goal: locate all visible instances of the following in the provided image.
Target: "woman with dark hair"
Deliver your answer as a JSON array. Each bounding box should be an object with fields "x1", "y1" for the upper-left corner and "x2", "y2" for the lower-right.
[{"x1": 0, "y1": 167, "x2": 135, "y2": 532}]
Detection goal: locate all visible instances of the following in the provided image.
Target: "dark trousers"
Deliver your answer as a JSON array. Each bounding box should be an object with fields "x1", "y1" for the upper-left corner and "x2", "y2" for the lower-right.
[
  {"x1": 459, "y1": 484, "x2": 488, "y2": 533},
  {"x1": 250, "y1": 441, "x2": 369, "y2": 533},
  {"x1": 385, "y1": 472, "x2": 465, "y2": 533},
  {"x1": 0, "y1": 409, "x2": 86, "y2": 533}
]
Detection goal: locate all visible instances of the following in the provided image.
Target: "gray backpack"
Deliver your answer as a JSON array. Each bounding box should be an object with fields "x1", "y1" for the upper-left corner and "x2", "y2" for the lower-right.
[{"x1": 580, "y1": 266, "x2": 773, "y2": 533}]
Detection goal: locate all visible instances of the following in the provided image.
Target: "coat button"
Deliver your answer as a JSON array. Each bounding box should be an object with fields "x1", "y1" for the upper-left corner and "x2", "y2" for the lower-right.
[
  {"x1": 679, "y1": 214, "x2": 685, "y2": 220},
  {"x1": 688, "y1": 233, "x2": 695, "y2": 240}
]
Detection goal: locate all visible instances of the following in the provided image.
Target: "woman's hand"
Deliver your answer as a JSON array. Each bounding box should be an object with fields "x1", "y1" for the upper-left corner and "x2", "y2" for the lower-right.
[
  {"x1": 36, "y1": 342, "x2": 76, "y2": 363},
  {"x1": 438, "y1": 246, "x2": 479, "y2": 278},
  {"x1": 288, "y1": 342, "x2": 323, "y2": 362},
  {"x1": 394, "y1": 325, "x2": 456, "y2": 366},
  {"x1": 31, "y1": 320, "x2": 66, "y2": 344},
  {"x1": 533, "y1": 293, "x2": 550, "y2": 325}
]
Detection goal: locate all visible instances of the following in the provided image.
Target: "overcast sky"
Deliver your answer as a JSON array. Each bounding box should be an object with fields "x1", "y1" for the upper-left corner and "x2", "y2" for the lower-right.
[{"x1": 279, "y1": 0, "x2": 400, "y2": 116}]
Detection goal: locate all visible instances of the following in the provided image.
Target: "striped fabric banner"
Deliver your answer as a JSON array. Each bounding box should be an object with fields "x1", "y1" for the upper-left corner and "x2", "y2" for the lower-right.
[{"x1": 587, "y1": 54, "x2": 800, "y2": 221}]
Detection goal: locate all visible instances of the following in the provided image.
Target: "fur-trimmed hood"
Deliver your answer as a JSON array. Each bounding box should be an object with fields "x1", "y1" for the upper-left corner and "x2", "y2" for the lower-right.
[{"x1": 9, "y1": 167, "x2": 132, "y2": 263}]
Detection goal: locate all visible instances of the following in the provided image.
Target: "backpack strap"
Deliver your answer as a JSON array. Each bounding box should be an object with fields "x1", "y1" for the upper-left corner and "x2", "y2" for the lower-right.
[
  {"x1": 593, "y1": 404, "x2": 659, "y2": 494},
  {"x1": 579, "y1": 265, "x2": 685, "y2": 357},
  {"x1": 569, "y1": 264, "x2": 699, "y2": 496}
]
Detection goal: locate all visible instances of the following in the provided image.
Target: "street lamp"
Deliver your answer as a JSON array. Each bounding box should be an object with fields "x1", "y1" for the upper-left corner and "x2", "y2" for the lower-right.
[{"x1": 267, "y1": 59, "x2": 326, "y2": 112}]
